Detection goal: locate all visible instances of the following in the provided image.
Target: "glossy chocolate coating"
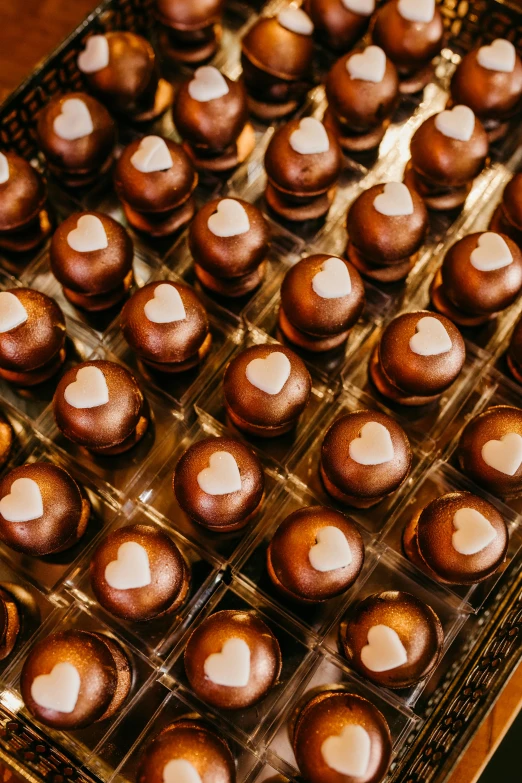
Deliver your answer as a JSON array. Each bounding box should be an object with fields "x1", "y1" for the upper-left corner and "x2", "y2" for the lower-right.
[
  {"x1": 241, "y1": 16, "x2": 314, "y2": 81},
  {"x1": 340, "y1": 590, "x2": 444, "y2": 688},
  {"x1": 293, "y1": 690, "x2": 392, "y2": 783},
  {"x1": 174, "y1": 436, "x2": 265, "y2": 531},
  {"x1": 0, "y1": 153, "x2": 47, "y2": 232},
  {"x1": 0, "y1": 412, "x2": 13, "y2": 470},
  {"x1": 21, "y1": 630, "x2": 131, "y2": 729},
  {"x1": 0, "y1": 586, "x2": 21, "y2": 661},
  {"x1": 451, "y1": 46, "x2": 522, "y2": 123},
  {"x1": 155, "y1": 0, "x2": 223, "y2": 30},
  {"x1": 498, "y1": 173, "x2": 522, "y2": 230},
  {"x1": 305, "y1": 0, "x2": 373, "y2": 52},
  {"x1": 372, "y1": 0, "x2": 444, "y2": 72},
  {"x1": 0, "y1": 289, "x2": 65, "y2": 373},
  {"x1": 184, "y1": 609, "x2": 281, "y2": 709},
  {"x1": 508, "y1": 314, "x2": 522, "y2": 380},
  {"x1": 136, "y1": 718, "x2": 235, "y2": 783}
]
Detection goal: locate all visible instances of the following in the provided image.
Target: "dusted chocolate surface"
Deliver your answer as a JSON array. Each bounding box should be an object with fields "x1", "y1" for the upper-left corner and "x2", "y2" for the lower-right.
[
  {"x1": 305, "y1": 0, "x2": 373, "y2": 51},
  {"x1": 0, "y1": 153, "x2": 47, "y2": 232},
  {"x1": 372, "y1": 0, "x2": 444, "y2": 71},
  {"x1": 241, "y1": 16, "x2": 314, "y2": 81},
  {"x1": 0, "y1": 289, "x2": 65, "y2": 373},
  {"x1": 451, "y1": 46, "x2": 522, "y2": 123},
  {"x1": 155, "y1": 0, "x2": 224, "y2": 30}
]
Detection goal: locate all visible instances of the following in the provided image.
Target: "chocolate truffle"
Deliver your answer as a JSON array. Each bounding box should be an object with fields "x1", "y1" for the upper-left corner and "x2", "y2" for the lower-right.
[
  {"x1": 0, "y1": 412, "x2": 13, "y2": 470},
  {"x1": 403, "y1": 491, "x2": 509, "y2": 585},
  {"x1": 0, "y1": 463, "x2": 90, "y2": 557},
  {"x1": 90, "y1": 524, "x2": 190, "y2": 622},
  {"x1": 370, "y1": 311, "x2": 466, "y2": 406},
  {"x1": 372, "y1": 0, "x2": 444, "y2": 94},
  {"x1": 320, "y1": 410, "x2": 412, "y2": 507},
  {"x1": 339, "y1": 590, "x2": 444, "y2": 688},
  {"x1": 53, "y1": 360, "x2": 149, "y2": 455},
  {"x1": 324, "y1": 45, "x2": 399, "y2": 152},
  {"x1": 223, "y1": 344, "x2": 312, "y2": 437},
  {"x1": 457, "y1": 405, "x2": 522, "y2": 498},
  {"x1": 174, "y1": 436, "x2": 265, "y2": 532},
  {"x1": 346, "y1": 181, "x2": 428, "y2": 283},
  {"x1": 430, "y1": 232, "x2": 522, "y2": 326},
  {"x1": 189, "y1": 198, "x2": 271, "y2": 297},
  {"x1": 405, "y1": 107, "x2": 489, "y2": 211},
  {"x1": 173, "y1": 68, "x2": 255, "y2": 173},
  {"x1": 136, "y1": 719, "x2": 236, "y2": 783},
  {"x1": 154, "y1": 0, "x2": 224, "y2": 64},
  {"x1": 507, "y1": 314, "x2": 522, "y2": 384},
  {"x1": 0, "y1": 289, "x2": 66, "y2": 385},
  {"x1": 21, "y1": 629, "x2": 131, "y2": 729},
  {"x1": 293, "y1": 690, "x2": 392, "y2": 783},
  {"x1": 267, "y1": 506, "x2": 365, "y2": 602},
  {"x1": 278, "y1": 254, "x2": 365, "y2": 352},
  {"x1": 50, "y1": 212, "x2": 134, "y2": 312},
  {"x1": 36, "y1": 92, "x2": 116, "y2": 187},
  {"x1": 264, "y1": 117, "x2": 342, "y2": 222},
  {"x1": 490, "y1": 173, "x2": 522, "y2": 247},
  {"x1": 0, "y1": 586, "x2": 20, "y2": 661},
  {"x1": 241, "y1": 8, "x2": 315, "y2": 120},
  {"x1": 184, "y1": 609, "x2": 281, "y2": 709},
  {"x1": 304, "y1": 0, "x2": 375, "y2": 52},
  {"x1": 0, "y1": 152, "x2": 51, "y2": 253},
  {"x1": 120, "y1": 281, "x2": 211, "y2": 373},
  {"x1": 114, "y1": 135, "x2": 198, "y2": 237},
  {"x1": 78, "y1": 31, "x2": 173, "y2": 122},
  {"x1": 450, "y1": 39, "x2": 522, "y2": 143}
]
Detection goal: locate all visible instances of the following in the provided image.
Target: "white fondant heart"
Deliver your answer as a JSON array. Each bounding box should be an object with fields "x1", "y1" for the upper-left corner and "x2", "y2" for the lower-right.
[
  {"x1": 342, "y1": 0, "x2": 375, "y2": 16},
  {"x1": 347, "y1": 46, "x2": 386, "y2": 83},
  {"x1": 277, "y1": 7, "x2": 314, "y2": 36},
  {"x1": 163, "y1": 760, "x2": 202, "y2": 783},
  {"x1": 104, "y1": 541, "x2": 152, "y2": 590},
  {"x1": 321, "y1": 725, "x2": 371, "y2": 778},
  {"x1": 77, "y1": 35, "x2": 110, "y2": 74},
  {"x1": 361, "y1": 624, "x2": 408, "y2": 672},
  {"x1": 409, "y1": 316, "x2": 452, "y2": 356},
  {"x1": 0, "y1": 478, "x2": 43, "y2": 523},
  {"x1": 0, "y1": 152, "x2": 9, "y2": 184},
  {"x1": 477, "y1": 39, "x2": 516, "y2": 73},
  {"x1": 197, "y1": 452, "x2": 242, "y2": 496},
  {"x1": 144, "y1": 284, "x2": 186, "y2": 324},
  {"x1": 435, "y1": 105, "x2": 475, "y2": 142},
  {"x1": 203, "y1": 637, "x2": 250, "y2": 687},
  {"x1": 64, "y1": 366, "x2": 109, "y2": 409},
  {"x1": 245, "y1": 351, "x2": 291, "y2": 395},
  {"x1": 53, "y1": 98, "x2": 94, "y2": 141},
  {"x1": 0, "y1": 292, "x2": 28, "y2": 333},
  {"x1": 309, "y1": 526, "x2": 352, "y2": 572},
  {"x1": 289, "y1": 118, "x2": 330, "y2": 155},
  {"x1": 373, "y1": 182, "x2": 414, "y2": 217},
  {"x1": 31, "y1": 662, "x2": 81, "y2": 714},
  {"x1": 188, "y1": 66, "x2": 229, "y2": 102},
  {"x1": 67, "y1": 215, "x2": 108, "y2": 253},
  {"x1": 470, "y1": 233, "x2": 513, "y2": 272},
  {"x1": 208, "y1": 199, "x2": 250, "y2": 238},
  {"x1": 398, "y1": 0, "x2": 435, "y2": 24},
  {"x1": 452, "y1": 508, "x2": 497, "y2": 556},
  {"x1": 349, "y1": 421, "x2": 394, "y2": 466},
  {"x1": 312, "y1": 257, "x2": 352, "y2": 299},
  {"x1": 482, "y1": 432, "x2": 522, "y2": 476},
  {"x1": 131, "y1": 136, "x2": 173, "y2": 173}
]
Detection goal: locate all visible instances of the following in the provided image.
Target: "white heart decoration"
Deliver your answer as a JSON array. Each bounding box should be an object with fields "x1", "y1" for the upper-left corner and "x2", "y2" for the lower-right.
[
  {"x1": 321, "y1": 724, "x2": 371, "y2": 778},
  {"x1": 0, "y1": 478, "x2": 43, "y2": 523},
  {"x1": 373, "y1": 182, "x2": 414, "y2": 217},
  {"x1": 246, "y1": 351, "x2": 291, "y2": 395},
  {"x1": 197, "y1": 452, "x2": 242, "y2": 496},
  {"x1": 64, "y1": 366, "x2": 109, "y2": 409},
  {"x1": 470, "y1": 232, "x2": 513, "y2": 272},
  {"x1": 163, "y1": 760, "x2": 202, "y2": 783},
  {"x1": 31, "y1": 662, "x2": 81, "y2": 714},
  {"x1": 188, "y1": 66, "x2": 229, "y2": 102},
  {"x1": 361, "y1": 624, "x2": 408, "y2": 672},
  {"x1": 77, "y1": 35, "x2": 110, "y2": 74},
  {"x1": 482, "y1": 432, "x2": 522, "y2": 476},
  {"x1": 277, "y1": 7, "x2": 314, "y2": 36},
  {"x1": 452, "y1": 508, "x2": 497, "y2": 556},
  {"x1": 398, "y1": 0, "x2": 435, "y2": 24},
  {"x1": 208, "y1": 199, "x2": 250, "y2": 238},
  {"x1": 309, "y1": 526, "x2": 352, "y2": 573},
  {"x1": 409, "y1": 316, "x2": 452, "y2": 357},
  {"x1": 342, "y1": 0, "x2": 375, "y2": 16},
  {"x1": 0, "y1": 152, "x2": 9, "y2": 184},
  {"x1": 347, "y1": 46, "x2": 386, "y2": 83},
  {"x1": 349, "y1": 421, "x2": 394, "y2": 466},
  {"x1": 435, "y1": 105, "x2": 476, "y2": 142},
  {"x1": 104, "y1": 541, "x2": 152, "y2": 590},
  {"x1": 53, "y1": 98, "x2": 94, "y2": 141},
  {"x1": 67, "y1": 215, "x2": 108, "y2": 253},
  {"x1": 477, "y1": 39, "x2": 516, "y2": 73},
  {"x1": 289, "y1": 118, "x2": 330, "y2": 155},
  {"x1": 144, "y1": 284, "x2": 186, "y2": 324},
  {"x1": 0, "y1": 292, "x2": 28, "y2": 333},
  {"x1": 203, "y1": 637, "x2": 251, "y2": 687},
  {"x1": 131, "y1": 136, "x2": 173, "y2": 173},
  {"x1": 312, "y1": 257, "x2": 352, "y2": 299}
]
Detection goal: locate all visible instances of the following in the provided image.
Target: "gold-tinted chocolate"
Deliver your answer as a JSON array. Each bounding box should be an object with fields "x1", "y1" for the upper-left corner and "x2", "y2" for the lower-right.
[
  {"x1": 0, "y1": 289, "x2": 65, "y2": 374},
  {"x1": 304, "y1": 0, "x2": 372, "y2": 52},
  {"x1": 242, "y1": 17, "x2": 314, "y2": 82},
  {"x1": 0, "y1": 153, "x2": 47, "y2": 232},
  {"x1": 372, "y1": 0, "x2": 444, "y2": 72},
  {"x1": 451, "y1": 47, "x2": 522, "y2": 123},
  {"x1": 0, "y1": 586, "x2": 20, "y2": 661},
  {"x1": 0, "y1": 412, "x2": 13, "y2": 470},
  {"x1": 155, "y1": 0, "x2": 224, "y2": 31}
]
